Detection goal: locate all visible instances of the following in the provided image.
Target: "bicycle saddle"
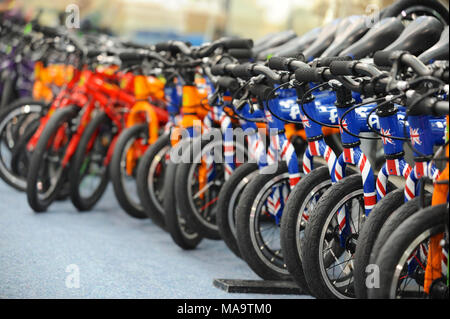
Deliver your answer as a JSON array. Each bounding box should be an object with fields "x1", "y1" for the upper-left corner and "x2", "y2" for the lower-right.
[
  {"x1": 256, "y1": 35, "x2": 298, "y2": 60},
  {"x1": 418, "y1": 25, "x2": 449, "y2": 63},
  {"x1": 254, "y1": 31, "x2": 278, "y2": 48},
  {"x1": 272, "y1": 27, "x2": 322, "y2": 58},
  {"x1": 302, "y1": 18, "x2": 341, "y2": 61},
  {"x1": 321, "y1": 15, "x2": 369, "y2": 57},
  {"x1": 257, "y1": 27, "x2": 322, "y2": 60},
  {"x1": 339, "y1": 17, "x2": 404, "y2": 59},
  {"x1": 382, "y1": 16, "x2": 444, "y2": 56},
  {"x1": 252, "y1": 30, "x2": 297, "y2": 56}
]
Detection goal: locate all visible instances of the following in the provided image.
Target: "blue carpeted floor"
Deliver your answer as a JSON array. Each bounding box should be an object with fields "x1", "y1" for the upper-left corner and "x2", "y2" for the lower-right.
[{"x1": 0, "y1": 180, "x2": 311, "y2": 299}]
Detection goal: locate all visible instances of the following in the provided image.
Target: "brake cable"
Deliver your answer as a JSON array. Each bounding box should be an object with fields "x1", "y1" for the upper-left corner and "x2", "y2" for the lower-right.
[
  {"x1": 337, "y1": 96, "x2": 391, "y2": 140},
  {"x1": 402, "y1": 87, "x2": 444, "y2": 158},
  {"x1": 264, "y1": 81, "x2": 340, "y2": 128},
  {"x1": 263, "y1": 81, "x2": 300, "y2": 124},
  {"x1": 363, "y1": 93, "x2": 410, "y2": 141}
]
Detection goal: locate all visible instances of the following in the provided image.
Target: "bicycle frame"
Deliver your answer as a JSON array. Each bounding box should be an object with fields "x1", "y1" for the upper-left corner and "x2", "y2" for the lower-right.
[
  {"x1": 404, "y1": 114, "x2": 446, "y2": 201},
  {"x1": 424, "y1": 119, "x2": 448, "y2": 293},
  {"x1": 123, "y1": 74, "x2": 169, "y2": 175}
]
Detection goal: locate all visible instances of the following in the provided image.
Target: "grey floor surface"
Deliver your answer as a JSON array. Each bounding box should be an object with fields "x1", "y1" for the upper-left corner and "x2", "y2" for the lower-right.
[{"x1": 0, "y1": 180, "x2": 312, "y2": 299}]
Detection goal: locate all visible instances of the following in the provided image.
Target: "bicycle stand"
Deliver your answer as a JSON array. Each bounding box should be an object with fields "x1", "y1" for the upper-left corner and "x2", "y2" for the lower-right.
[{"x1": 213, "y1": 279, "x2": 306, "y2": 295}]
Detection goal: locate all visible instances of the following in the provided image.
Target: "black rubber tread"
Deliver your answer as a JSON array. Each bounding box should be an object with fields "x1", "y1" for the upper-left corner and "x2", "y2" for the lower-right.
[
  {"x1": 26, "y1": 105, "x2": 79, "y2": 212},
  {"x1": 368, "y1": 194, "x2": 432, "y2": 270},
  {"x1": 216, "y1": 162, "x2": 259, "y2": 258},
  {"x1": 353, "y1": 188, "x2": 405, "y2": 299},
  {"x1": 280, "y1": 166, "x2": 356, "y2": 293},
  {"x1": 369, "y1": 204, "x2": 447, "y2": 299},
  {"x1": 0, "y1": 78, "x2": 16, "y2": 109},
  {"x1": 136, "y1": 133, "x2": 171, "y2": 229},
  {"x1": 302, "y1": 175, "x2": 363, "y2": 298},
  {"x1": 0, "y1": 98, "x2": 47, "y2": 191},
  {"x1": 109, "y1": 124, "x2": 149, "y2": 219},
  {"x1": 10, "y1": 119, "x2": 40, "y2": 185},
  {"x1": 235, "y1": 162, "x2": 296, "y2": 281},
  {"x1": 302, "y1": 174, "x2": 396, "y2": 298},
  {"x1": 381, "y1": 0, "x2": 449, "y2": 24},
  {"x1": 175, "y1": 137, "x2": 248, "y2": 240},
  {"x1": 68, "y1": 112, "x2": 112, "y2": 211},
  {"x1": 163, "y1": 140, "x2": 203, "y2": 250},
  {"x1": 174, "y1": 138, "x2": 222, "y2": 240}
]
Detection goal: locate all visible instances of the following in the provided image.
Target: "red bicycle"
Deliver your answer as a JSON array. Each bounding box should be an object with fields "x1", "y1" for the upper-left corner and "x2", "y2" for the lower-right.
[{"x1": 26, "y1": 41, "x2": 139, "y2": 212}]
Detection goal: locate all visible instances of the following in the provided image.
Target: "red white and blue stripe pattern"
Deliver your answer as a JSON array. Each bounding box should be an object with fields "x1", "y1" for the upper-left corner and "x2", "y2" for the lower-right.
[
  {"x1": 246, "y1": 128, "x2": 271, "y2": 167},
  {"x1": 269, "y1": 134, "x2": 301, "y2": 187},
  {"x1": 404, "y1": 161, "x2": 440, "y2": 201},
  {"x1": 376, "y1": 159, "x2": 412, "y2": 200},
  {"x1": 442, "y1": 247, "x2": 448, "y2": 277},
  {"x1": 333, "y1": 147, "x2": 375, "y2": 233},
  {"x1": 203, "y1": 107, "x2": 236, "y2": 181},
  {"x1": 302, "y1": 139, "x2": 338, "y2": 181},
  {"x1": 264, "y1": 126, "x2": 301, "y2": 221},
  {"x1": 220, "y1": 110, "x2": 234, "y2": 180},
  {"x1": 266, "y1": 178, "x2": 290, "y2": 224}
]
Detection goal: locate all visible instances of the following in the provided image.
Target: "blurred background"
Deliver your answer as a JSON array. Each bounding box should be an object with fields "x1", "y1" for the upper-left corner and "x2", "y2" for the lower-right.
[{"x1": 2, "y1": 0, "x2": 450, "y2": 44}]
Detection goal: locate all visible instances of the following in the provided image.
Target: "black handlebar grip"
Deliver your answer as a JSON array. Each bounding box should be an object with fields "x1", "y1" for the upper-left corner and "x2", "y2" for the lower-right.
[
  {"x1": 373, "y1": 50, "x2": 394, "y2": 67},
  {"x1": 329, "y1": 61, "x2": 356, "y2": 76},
  {"x1": 122, "y1": 41, "x2": 149, "y2": 50},
  {"x1": 294, "y1": 67, "x2": 319, "y2": 83},
  {"x1": 434, "y1": 101, "x2": 450, "y2": 116},
  {"x1": 232, "y1": 64, "x2": 253, "y2": 79},
  {"x1": 228, "y1": 49, "x2": 253, "y2": 60},
  {"x1": 154, "y1": 42, "x2": 172, "y2": 52},
  {"x1": 442, "y1": 70, "x2": 449, "y2": 82},
  {"x1": 119, "y1": 51, "x2": 145, "y2": 62},
  {"x1": 86, "y1": 49, "x2": 102, "y2": 58},
  {"x1": 211, "y1": 64, "x2": 227, "y2": 76},
  {"x1": 223, "y1": 38, "x2": 254, "y2": 50},
  {"x1": 318, "y1": 56, "x2": 352, "y2": 67},
  {"x1": 268, "y1": 57, "x2": 293, "y2": 71},
  {"x1": 217, "y1": 76, "x2": 240, "y2": 92},
  {"x1": 39, "y1": 25, "x2": 60, "y2": 38},
  {"x1": 250, "y1": 84, "x2": 273, "y2": 99}
]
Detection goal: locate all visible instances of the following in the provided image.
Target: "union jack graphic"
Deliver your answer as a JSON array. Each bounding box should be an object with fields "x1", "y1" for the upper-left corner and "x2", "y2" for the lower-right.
[
  {"x1": 409, "y1": 127, "x2": 422, "y2": 146},
  {"x1": 381, "y1": 128, "x2": 394, "y2": 145},
  {"x1": 300, "y1": 114, "x2": 311, "y2": 128},
  {"x1": 339, "y1": 118, "x2": 348, "y2": 134}
]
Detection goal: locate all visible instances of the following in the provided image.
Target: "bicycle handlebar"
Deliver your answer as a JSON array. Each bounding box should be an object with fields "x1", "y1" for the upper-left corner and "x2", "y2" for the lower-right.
[
  {"x1": 407, "y1": 91, "x2": 449, "y2": 116},
  {"x1": 373, "y1": 50, "x2": 431, "y2": 76},
  {"x1": 152, "y1": 38, "x2": 253, "y2": 59},
  {"x1": 329, "y1": 60, "x2": 383, "y2": 77}
]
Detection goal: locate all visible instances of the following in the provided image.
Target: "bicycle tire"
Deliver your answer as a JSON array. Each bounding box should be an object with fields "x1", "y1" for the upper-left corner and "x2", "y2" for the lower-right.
[
  {"x1": 216, "y1": 162, "x2": 259, "y2": 258},
  {"x1": 281, "y1": 165, "x2": 356, "y2": 292},
  {"x1": 236, "y1": 162, "x2": 300, "y2": 280},
  {"x1": 10, "y1": 118, "x2": 40, "y2": 184},
  {"x1": 175, "y1": 136, "x2": 248, "y2": 240},
  {"x1": 69, "y1": 112, "x2": 113, "y2": 211},
  {"x1": 110, "y1": 123, "x2": 149, "y2": 219},
  {"x1": 302, "y1": 174, "x2": 396, "y2": 298},
  {"x1": 353, "y1": 188, "x2": 405, "y2": 298},
  {"x1": 136, "y1": 133, "x2": 171, "y2": 228},
  {"x1": 163, "y1": 139, "x2": 203, "y2": 250},
  {"x1": 26, "y1": 105, "x2": 79, "y2": 212},
  {"x1": 368, "y1": 193, "x2": 432, "y2": 271},
  {"x1": 0, "y1": 98, "x2": 47, "y2": 191},
  {"x1": 369, "y1": 204, "x2": 447, "y2": 299},
  {"x1": 381, "y1": 0, "x2": 449, "y2": 24}
]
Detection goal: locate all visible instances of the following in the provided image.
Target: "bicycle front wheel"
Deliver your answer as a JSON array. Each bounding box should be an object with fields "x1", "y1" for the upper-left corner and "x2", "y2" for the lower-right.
[
  {"x1": 26, "y1": 105, "x2": 79, "y2": 212},
  {"x1": 369, "y1": 204, "x2": 448, "y2": 299}
]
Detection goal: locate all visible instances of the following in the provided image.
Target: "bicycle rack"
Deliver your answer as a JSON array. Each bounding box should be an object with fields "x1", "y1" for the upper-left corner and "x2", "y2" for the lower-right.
[{"x1": 212, "y1": 279, "x2": 306, "y2": 295}]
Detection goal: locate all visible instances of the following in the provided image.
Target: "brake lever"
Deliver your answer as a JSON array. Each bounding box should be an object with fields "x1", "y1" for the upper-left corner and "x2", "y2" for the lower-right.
[
  {"x1": 233, "y1": 98, "x2": 247, "y2": 111},
  {"x1": 208, "y1": 90, "x2": 222, "y2": 106}
]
